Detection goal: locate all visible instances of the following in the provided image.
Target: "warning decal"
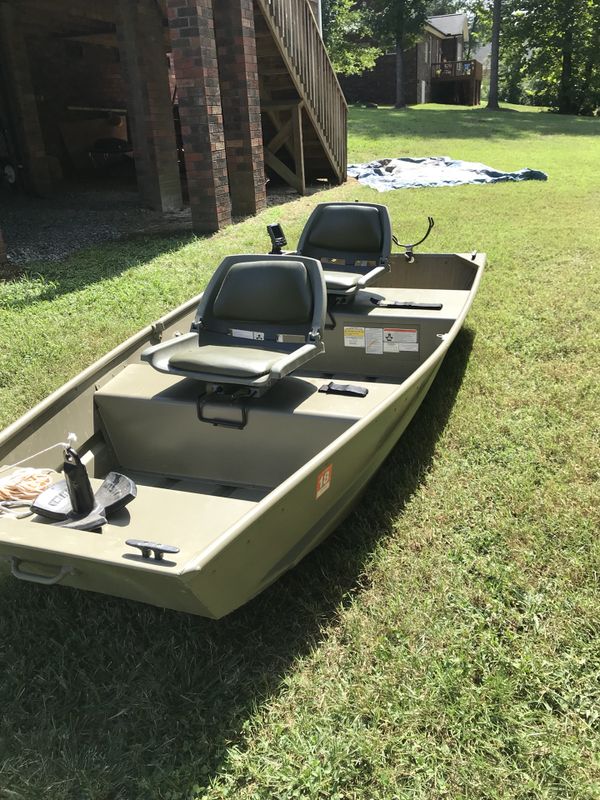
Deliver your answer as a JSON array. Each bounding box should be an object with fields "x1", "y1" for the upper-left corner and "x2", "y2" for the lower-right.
[
  {"x1": 343, "y1": 327, "x2": 365, "y2": 347},
  {"x1": 383, "y1": 327, "x2": 419, "y2": 353},
  {"x1": 316, "y1": 464, "x2": 333, "y2": 499},
  {"x1": 365, "y1": 327, "x2": 383, "y2": 354}
]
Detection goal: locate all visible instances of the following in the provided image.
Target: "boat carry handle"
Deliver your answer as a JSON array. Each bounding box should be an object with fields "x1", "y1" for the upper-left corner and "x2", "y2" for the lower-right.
[
  {"x1": 197, "y1": 391, "x2": 249, "y2": 429},
  {"x1": 9, "y1": 557, "x2": 73, "y2": 586}
]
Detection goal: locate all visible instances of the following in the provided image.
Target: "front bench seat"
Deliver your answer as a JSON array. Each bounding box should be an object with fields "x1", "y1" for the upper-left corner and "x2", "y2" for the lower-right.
[
  {"x1": 296, "y1": 202, "x2": 392, "y2": 297},
  {"x1": 141, "y1": 255, "x2": 326, "y2": 395}
]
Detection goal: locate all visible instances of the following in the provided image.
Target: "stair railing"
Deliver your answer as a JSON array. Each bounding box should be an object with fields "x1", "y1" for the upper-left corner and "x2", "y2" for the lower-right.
[{"x1": 256, "y1": 0, "x2": 347, "y2": 181}]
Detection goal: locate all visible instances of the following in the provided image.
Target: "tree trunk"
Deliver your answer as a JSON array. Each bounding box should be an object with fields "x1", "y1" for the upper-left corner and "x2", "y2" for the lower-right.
[
  {"x1": 395, "y1": 39, "x2": 405, "y2": 108},
  {"x1": 558, "y1": 22, "x2": 574, "y2": 114},
  {"x1": 487, "y1": 0, "x2": 501, "y2": 110}
]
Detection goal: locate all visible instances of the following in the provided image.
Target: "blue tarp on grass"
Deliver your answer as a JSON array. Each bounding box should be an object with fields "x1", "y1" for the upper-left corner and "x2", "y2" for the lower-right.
[{"x1": 347, "y1": 156, "x2": 548, "y2": 192}]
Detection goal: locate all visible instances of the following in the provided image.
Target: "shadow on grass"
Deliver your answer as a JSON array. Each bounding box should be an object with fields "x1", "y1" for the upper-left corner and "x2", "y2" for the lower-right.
[
  {"x1": 348, "y1": 106, "x2": 599, "y2": 144},
  {"x1": 0, "y1": 234, "x2": 195, "y2": 310},
  {"x1": 0, "y1": 328, "x2": 474, "y2": 800}
]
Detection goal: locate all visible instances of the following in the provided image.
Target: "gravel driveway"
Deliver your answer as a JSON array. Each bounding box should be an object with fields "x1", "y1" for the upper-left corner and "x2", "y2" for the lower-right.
[{"x1": 0, "y1": 181, "x2": 327, "y2": 267}]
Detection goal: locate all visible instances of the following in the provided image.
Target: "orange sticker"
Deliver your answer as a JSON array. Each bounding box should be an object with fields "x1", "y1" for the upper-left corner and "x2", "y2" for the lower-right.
[{"x1": 316, "y1": 464, "x2": 333, "y2": 499}]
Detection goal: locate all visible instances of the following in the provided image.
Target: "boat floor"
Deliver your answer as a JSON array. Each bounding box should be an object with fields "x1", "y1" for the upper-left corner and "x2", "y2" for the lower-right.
[{"x1": 4, "y1": 371, "x2": 404, "y2": 573}]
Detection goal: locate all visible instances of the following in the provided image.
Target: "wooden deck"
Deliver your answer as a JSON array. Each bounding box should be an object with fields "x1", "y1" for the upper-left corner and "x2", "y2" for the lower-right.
[{"x1": 431, "y1": 60, "x2": 482, "y2": 106}]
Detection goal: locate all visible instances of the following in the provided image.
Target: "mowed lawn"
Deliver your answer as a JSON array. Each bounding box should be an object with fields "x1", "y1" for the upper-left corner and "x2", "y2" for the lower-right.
[{"x1": 0, "y1": 105, "x2": 598, "y2": 799}]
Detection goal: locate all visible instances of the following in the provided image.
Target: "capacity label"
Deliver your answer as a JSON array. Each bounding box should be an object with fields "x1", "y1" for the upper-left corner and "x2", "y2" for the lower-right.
[
  {"x1": 343, "y1": 326, "x2": 365, "y2": 347},
  {"x1": 316, "y1": 464, "x2": 333, "y2": 499},
  {"x1": 383, "y1": 328, "x2": 419, "y2": 353}
]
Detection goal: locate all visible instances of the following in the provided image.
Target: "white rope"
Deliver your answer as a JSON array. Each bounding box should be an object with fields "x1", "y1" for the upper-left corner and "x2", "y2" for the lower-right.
[
  {"x1": 0, "y1": 433, "x2": 77, "y2": 504},
  {"x1": 0, "y1": 432, "x2": 77, "y2": 476}
]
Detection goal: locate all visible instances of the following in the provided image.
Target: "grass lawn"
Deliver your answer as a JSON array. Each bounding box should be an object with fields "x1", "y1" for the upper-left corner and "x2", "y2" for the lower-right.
[{"x1": 0, "y1": 104, "x2": 598, "y2": 799}]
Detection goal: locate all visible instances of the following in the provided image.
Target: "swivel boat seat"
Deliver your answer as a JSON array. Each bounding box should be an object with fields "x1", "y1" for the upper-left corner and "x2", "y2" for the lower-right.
[
  {"x1": 296, "y1": 202, "x2": 392, "y2": 298},
  {"x1": 141, "y1": 254, "x2": 326, "y2": 401}
]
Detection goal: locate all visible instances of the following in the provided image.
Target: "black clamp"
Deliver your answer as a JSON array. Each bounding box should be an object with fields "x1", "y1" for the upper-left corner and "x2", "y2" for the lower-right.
[
  {"x1": 319, "y1": 381, "x2": 368, "y2": 398},
  {"x1": 126, "y1": 539, "x2": 180, "y2": 561}
]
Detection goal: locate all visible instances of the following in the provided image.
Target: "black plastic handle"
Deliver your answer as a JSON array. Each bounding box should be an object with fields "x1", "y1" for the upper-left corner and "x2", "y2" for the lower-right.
[{"x1": 125, "y1": 539, "x2": 180, "y2": 561}]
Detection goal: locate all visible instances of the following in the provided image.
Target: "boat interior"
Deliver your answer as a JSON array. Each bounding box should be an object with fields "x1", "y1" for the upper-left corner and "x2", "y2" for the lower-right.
[{"x1": 1, "y1": 202, "x2": 482, "y2": 579}]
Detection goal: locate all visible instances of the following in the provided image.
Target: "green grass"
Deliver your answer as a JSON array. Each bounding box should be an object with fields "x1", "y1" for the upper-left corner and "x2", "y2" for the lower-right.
[{"x1": 0, "y1": 104, "x2": 599, "y2": 799}]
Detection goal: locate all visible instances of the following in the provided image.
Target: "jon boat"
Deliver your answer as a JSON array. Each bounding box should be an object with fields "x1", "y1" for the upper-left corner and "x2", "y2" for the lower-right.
[{"x1": 0, "y1": 203, "x2": 485, "y2": 618}]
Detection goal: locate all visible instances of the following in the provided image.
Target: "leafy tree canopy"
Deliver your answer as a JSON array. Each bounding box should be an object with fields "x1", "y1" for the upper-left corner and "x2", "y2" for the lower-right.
[{"x1": 321, "y1": 0, "x2": 382, "y2": 74}]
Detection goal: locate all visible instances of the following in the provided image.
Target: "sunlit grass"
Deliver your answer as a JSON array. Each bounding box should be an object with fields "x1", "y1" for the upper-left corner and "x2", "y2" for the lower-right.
[{"x1": 0, "y1": 105, "x2": 598, "y2": 799}]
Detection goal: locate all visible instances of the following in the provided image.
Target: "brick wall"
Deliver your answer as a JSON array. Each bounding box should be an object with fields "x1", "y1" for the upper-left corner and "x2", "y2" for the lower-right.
[
  {"x1": 28, "y1": 36, "x2": 127, "y2": 171},
  {"x1": 117, "y1": 0, "x2": 182, "y2": 211},
  {"x1": 167, "y1": 0, "x2": 231, "y2": 232},
  {"x1": 213, "y1": 0, "x2": 265, "y2": 216}
]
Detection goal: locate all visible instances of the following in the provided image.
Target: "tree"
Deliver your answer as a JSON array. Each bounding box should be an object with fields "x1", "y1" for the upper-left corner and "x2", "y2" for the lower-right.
[
  {"x1": 501, "y1": 0, "x2": 600, "y2": 114},
  {"x1": 321, "y1": 0, "x2": 381, "y2": 75},
  {"x1": 370, "y1": 1, "x2": 430, "y2": 107},
  {"x1": 486, "y1": 0, "x2": 502, "y2": 109}
]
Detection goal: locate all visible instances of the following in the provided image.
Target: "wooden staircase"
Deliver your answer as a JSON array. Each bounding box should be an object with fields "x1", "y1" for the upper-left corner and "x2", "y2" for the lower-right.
[{"x1": 253, "y1": 0, "x2": 347, "y2": 193}]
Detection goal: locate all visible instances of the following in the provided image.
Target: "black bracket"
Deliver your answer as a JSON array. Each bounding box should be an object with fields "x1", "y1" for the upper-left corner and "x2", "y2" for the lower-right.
[
  {"x1": 318, "y1": 381, "x2": 368, "y2": 398},
  {"x1": 267, "y1": 223, "x2": 287, "y2": 255},
  {"x1": 126, "y1": 539, "x2": 180, "y2": 561},
  {"x1": 393, "y1": 216, "x2": 435, "y2": 263}
]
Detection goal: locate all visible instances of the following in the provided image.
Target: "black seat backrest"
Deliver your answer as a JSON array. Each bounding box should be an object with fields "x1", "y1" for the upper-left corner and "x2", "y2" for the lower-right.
[
  {"x1": 195, "y1": 255, "x2": 326, "y2": 342},
  {"x1": 297, "y1": 202, "x2": 392, "y2": 270},
  {"x1": 212, "y1": 261, "x2": 313, "y2": 325}
]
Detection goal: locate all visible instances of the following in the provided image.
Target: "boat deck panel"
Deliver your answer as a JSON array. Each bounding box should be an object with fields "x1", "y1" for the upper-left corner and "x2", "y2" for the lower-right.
[
  {"x1": 0, "y1": 476, "x2": 268, "y2": 573},
  {"x1": 95, "y1": 366, "x2": 401, "y2": 488}
]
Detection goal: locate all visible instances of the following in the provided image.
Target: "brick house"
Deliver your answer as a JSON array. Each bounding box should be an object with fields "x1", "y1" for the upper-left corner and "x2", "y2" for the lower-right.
[
  {"x1": 339, "y1": 13, "x2": 482, "y2": 107},
  {"x1": 0, "y1": 0, "x2": 344, "y2": 266}
]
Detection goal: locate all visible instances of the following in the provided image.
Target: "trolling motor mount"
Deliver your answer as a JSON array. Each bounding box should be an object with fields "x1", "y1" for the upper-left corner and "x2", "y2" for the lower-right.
[{"x1": 393, "y1": 216, "x2": 435, "y2": 263}]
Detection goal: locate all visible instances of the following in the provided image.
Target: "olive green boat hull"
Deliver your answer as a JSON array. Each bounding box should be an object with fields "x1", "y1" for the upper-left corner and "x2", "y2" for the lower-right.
[{"x1": 0, "y1": 253, "x2": 484, "y2": 618}]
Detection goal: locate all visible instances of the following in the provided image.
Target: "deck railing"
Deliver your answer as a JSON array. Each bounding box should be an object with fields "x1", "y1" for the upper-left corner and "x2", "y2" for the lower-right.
[
  {"x1": 431, "y1": 60, "x2": 483, "y2": 81},
  {"x1": 256, "y1": 0, "x2": 347, "y2": 181}
]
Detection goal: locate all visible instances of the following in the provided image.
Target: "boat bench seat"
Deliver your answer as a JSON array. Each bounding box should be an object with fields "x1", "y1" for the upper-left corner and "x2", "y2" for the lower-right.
[
  {"x1": 95, "y1": 365, "x2": 399, "y2": 488},
  {"x1": 310, "y1": 287, "x2": 472, "y2": 380}
]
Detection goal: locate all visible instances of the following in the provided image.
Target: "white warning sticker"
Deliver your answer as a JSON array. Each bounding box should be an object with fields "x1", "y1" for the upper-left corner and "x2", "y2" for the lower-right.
[
  {"x1": 343, "y1": 326, "x2": 365, "y2": 347},
  {"x1": 383, "y1": 327, "x2": 419, "y2": 353},
  {"x1": 231, "y1": 329, "x2": 264, "y2": 341},
  {"x1": 365, "y1": 327, "x2": 383, "y2": 354}
]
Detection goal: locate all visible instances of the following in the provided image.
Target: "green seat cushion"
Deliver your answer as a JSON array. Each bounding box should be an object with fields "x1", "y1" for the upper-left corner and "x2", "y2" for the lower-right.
[
  {"x1": 323, "y1": 270, "x2": 362, "y2": 291},
  {"x1": 169, "y1": 343, "x2": 288, "y2": 379}
]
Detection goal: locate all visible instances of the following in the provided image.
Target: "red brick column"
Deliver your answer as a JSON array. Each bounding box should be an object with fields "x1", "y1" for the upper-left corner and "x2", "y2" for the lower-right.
[
  {"x1": 167, "y1": 0, "x2": 232, "y2": 233},
  {"x1": 117, "y1": 0, "x2": 183, "y2": 212},
  {"x1": 0, "y1": 0, "x2": 59, "y2": 194},
  {"x1": 213, "y1": 0, "x2": 266, "y2": 217}
]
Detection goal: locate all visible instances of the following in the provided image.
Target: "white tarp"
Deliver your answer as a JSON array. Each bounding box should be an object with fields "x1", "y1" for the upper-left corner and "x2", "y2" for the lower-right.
[{"x1": 348, "y1": 156, "x2": 548, "y2": 192}]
